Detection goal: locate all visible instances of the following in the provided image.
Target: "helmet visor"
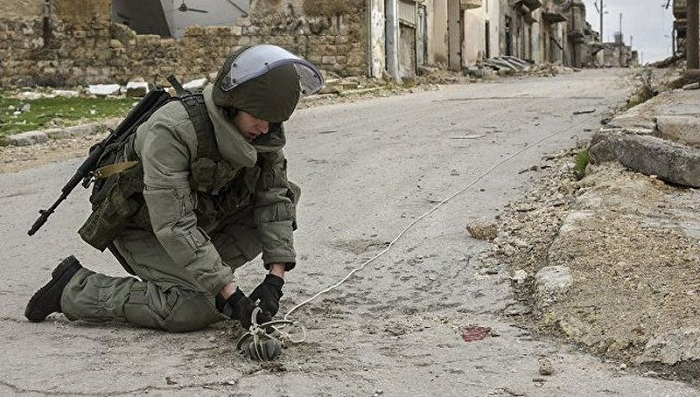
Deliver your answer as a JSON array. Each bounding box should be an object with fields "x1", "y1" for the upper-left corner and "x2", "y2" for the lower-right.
[{"x1": 220, "y1": 44, "x2": 325, "y2": 96}]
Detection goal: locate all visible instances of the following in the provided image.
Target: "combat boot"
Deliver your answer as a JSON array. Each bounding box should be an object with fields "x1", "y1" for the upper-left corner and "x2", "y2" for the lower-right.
[{"x1": 25, "y1": 255, "x2": 83, "y2": 322}]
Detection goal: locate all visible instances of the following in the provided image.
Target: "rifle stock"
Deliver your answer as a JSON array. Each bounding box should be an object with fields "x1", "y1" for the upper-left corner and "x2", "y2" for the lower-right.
[{"x1": 28, "y1": 86, "x2": 171, "y2": 236}]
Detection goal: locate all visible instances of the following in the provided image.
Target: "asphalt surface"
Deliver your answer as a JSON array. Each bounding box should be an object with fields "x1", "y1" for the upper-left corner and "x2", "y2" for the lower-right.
[{"x1": 2, "y1": 69, "x2": 698, "y2": 396}]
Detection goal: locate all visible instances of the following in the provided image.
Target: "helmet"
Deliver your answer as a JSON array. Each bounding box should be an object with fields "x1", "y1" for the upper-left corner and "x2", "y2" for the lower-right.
[{"x1": 212, "y1": 44, "x2": 325, "y2": 123}]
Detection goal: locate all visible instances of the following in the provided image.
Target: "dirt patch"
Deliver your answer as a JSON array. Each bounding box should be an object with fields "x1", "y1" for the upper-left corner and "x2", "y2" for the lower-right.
[{"x1": 481, "y1": 150, "x2": 700, "y2": 385}]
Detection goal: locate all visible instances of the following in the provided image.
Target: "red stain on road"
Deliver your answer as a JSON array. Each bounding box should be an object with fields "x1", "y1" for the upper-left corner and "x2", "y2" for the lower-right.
[{"x1": 461, "y1": 325, "x2": 492, "y2": 342}]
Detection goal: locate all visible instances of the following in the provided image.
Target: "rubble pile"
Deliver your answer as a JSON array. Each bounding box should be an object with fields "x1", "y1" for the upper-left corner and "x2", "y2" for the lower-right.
[{"x1": 479, "y1": 149, "x2": 700, "y2": 386}]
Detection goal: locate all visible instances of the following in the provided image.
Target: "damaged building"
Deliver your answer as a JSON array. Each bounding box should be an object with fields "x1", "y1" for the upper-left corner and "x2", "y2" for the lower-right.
[{"x1": 0, "y1": 0, "x2": 619, "y2": 88}]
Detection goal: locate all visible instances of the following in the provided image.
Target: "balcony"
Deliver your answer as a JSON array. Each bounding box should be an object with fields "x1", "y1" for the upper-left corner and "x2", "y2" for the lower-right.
[
  {"x1": 542, "y1": 6, "x2": 566, "y2": 23},
  {"x1": 460, "y1": 0, "x2": 482, "y2": 10},
  {"x1": 510, "y1": 0, "x2": 542, "y2": 11},
  {"x1": 523, "y1": 0, "x2": 543, "y2": 9}
]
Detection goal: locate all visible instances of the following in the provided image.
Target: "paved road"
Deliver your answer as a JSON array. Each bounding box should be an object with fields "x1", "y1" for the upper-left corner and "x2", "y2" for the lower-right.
[{"x1": 2, "y1": 69, "x2": 697, "y2": 396}]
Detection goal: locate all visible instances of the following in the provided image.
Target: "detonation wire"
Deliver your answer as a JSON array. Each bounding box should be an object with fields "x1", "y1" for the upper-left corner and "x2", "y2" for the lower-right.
[{"x1": 278, "y1": 112, "x2": 599, "y2": 342}]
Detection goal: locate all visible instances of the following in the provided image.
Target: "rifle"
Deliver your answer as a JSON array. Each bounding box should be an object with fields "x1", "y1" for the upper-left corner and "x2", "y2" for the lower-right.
[{"x1": 28, "y1": 85, "x2": 172, "y2": 236}]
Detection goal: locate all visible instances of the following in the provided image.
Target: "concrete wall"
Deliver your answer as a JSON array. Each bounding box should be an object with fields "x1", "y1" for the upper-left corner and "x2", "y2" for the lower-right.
[
  {"x1": 0, "y1": 0, "x2": 367, "y2": 87},
  {"x1": 485, "y1": 0, "x2": 499, "y2": 59},
  {"x1": 499, "y1": 0, "x2": 512, "y2": 56},
  {"x1": 432, "y1": 0, "x2": 448, "y2": 65},
  {"x1": 565, "y1": 0, "x2": 585, "y2": 67},
  {"x1": 531, "y1": 10, "x2": 541, "y2": 63},
  {"x1": 463, "y1": 10, "x2": 483, "y2": 66},
  {"x1": 538, "y1": 0, "x2": 568, "y2": 65},
  {"x1": 421, "y1": 0, "x2": 435, "y2": 65}
]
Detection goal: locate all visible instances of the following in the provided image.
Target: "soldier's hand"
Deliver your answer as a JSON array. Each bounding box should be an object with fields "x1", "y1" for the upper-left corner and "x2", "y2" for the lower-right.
[
  {"x1": 249, "y1": 274, "x2": 284, "y2": 318},
  {"x1": 217, "y1": 288, "x2": 271, "y2": 329}
]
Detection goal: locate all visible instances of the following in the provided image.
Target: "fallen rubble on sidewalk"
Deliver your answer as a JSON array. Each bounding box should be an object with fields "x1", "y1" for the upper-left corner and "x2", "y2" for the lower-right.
[{"x1": 478, "y1": 79, "x2": 700, "y2": 385}]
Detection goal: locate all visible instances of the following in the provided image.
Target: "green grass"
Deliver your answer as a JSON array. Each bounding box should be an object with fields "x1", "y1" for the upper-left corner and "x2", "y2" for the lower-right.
[
  {"x1": 573, "y1": 148, "x2": 590, "y2": 180},
  {"x1": 624, "y1": 69, "x2": 657, "y2": 111},
  {"x1": 0, "y1": 90, "x2": 136, "y2": 137},
  {"x1": 624, "y1": 86, "x2": 655, "y2": 111}
]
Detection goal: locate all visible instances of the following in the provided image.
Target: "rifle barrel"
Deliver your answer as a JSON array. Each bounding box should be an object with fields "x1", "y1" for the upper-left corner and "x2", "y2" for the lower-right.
[{"x1": 27, "y1": 193, "x2": 67, "y2": 236}]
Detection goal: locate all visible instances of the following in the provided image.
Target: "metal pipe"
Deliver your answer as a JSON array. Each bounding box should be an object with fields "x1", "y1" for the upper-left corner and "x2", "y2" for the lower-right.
[
  {"x1": 688, "y1": 0, "x2": 699, "y2": 69},
  {"x1": 599, "y1": 0, "x2": 603, "y2": 43}
]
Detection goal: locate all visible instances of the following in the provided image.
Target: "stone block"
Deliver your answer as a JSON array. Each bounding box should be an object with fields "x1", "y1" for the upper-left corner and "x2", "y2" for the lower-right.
[
  {"x1": 590, "y1": 130, "x2": 700, "y2": 188},
  {"x1": 534, "y1": 265, "x2": 573, "y2": 311},
  {"x1": 185, "y1": 25, "x2": 205, "y2": 36},
  {"x1": 88, "y1": 83, "x2": 121, "y2": 96},
  {"x1": 655, "y1": 115, "x2": 700, "y2": 148},
  {"x1": 3, "y1": 130, "x2": 49, "y2": 146},
  {"x1": 125, "y1": 81, "x2": 149, "y2": 97},
  {"x1": 183, "y1": 78, "x2": 207, "y2": 91},
  {"x1": 136, "y1": 34, "x2": 161, "y2": 46}
]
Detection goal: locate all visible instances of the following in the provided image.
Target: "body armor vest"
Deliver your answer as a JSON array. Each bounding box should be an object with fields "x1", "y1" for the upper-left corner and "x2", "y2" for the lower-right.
[{"x1": 78, "y1": 93, "x2": 260, "y2": 251}]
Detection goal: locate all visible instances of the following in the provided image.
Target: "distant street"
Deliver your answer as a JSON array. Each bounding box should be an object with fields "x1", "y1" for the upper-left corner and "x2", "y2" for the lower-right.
[{"x1": 1, "y1": 69, "x2": 697, "y2": 396}]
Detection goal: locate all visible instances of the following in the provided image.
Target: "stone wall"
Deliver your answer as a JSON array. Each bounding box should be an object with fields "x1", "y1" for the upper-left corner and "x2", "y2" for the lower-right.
[
  {"x1": 0, "y1": 0, "x2": 42, "y2": 19},
  {"x1": 0, "y1": 0, "x2": 367, "y2": 88}
]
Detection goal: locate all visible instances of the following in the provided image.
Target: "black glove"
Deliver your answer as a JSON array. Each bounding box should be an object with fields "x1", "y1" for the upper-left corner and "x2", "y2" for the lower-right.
[
  {"x1": 216, "y1": 288, "x2": 271, "y2": 329},
  {"x1": 249, "y1": 274, "x2": 284, "y2": 318}
]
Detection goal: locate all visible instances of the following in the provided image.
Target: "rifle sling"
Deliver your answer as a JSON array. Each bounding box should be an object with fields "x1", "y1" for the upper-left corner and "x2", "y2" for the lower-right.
[{"x1": 92, "y1": 161, "x2": 140, "y2": 179}]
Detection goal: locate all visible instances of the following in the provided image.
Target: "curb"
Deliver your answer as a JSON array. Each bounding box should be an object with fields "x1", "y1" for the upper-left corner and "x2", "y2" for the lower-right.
[
  {"x1": 3, "y1": 117, "x2": 122, "y2": 147},
  {"x1": 1, "y1": 88, "x2": 387, "y2": 148}
]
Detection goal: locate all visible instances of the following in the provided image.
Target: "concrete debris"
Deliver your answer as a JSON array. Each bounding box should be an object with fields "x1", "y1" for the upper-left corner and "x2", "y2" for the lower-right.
[
  {"x1": 590, "y1": 130, "x2": 700, "y2": 188},
  {"x1": 467, "y1": 221, "x2": 498, "y2": 241},
  {"x1": 533, "y1": 266, "x2": 573, "y2": 311},
  {"x1": 655, "y1": 115, "x2": 700, "y2": 148},
  {"x1": 480, "y1": 56, "x2": 532, "y2": 71},
  {"x1": 320, "y1": 78, "x2": 361, "y2": 94},
  {"x1": 510, "y1": 269, "x2": 528, "y2": 284},
  {"x1": 417, "y1": 65, "x2": 439, "y2": 76},
  {"x1": 14, "y1": 90, "x2": 80, "y2": 100},
  {"x1": 125, "y1": 81, "x2": 149, "y2": 97},
  {"x1": 54, "y1": 90, "x2": 81, "y2": 98},
  {"x1": 88, "y1": 84, "x2": 121, "y2": 96},
  {"x1": 182, "y1": 78, "x2": 207, "y2": 91},
  {"x1": 2, "y1": 61, "x2": 570, "y2": 130},
  {"x1": 635, "y1": 327, "x2": 700, "y2": 366},
  {"x1": 14, "y1": 91, "x2": 46, "y2": 100},
  {"x1": 538, "y1": 358, "x2": 555, "y2": 376}
]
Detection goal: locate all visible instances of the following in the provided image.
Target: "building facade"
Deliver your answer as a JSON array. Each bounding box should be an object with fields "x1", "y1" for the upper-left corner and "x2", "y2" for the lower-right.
[{"x1": 0, "y1": 0, "x2": 626, "y2": 88}]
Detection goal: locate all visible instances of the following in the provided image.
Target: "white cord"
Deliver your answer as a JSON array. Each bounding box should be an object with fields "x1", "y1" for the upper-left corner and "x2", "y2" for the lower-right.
[{"x1": 284, "y1": 113, "x2": 598, "y2": 323}]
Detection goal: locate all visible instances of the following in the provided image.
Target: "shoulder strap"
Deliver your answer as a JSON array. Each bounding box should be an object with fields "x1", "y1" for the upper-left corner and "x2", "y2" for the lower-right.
[{"x1": 179, "y1": 93, "x2": 220, "y2": 161}]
